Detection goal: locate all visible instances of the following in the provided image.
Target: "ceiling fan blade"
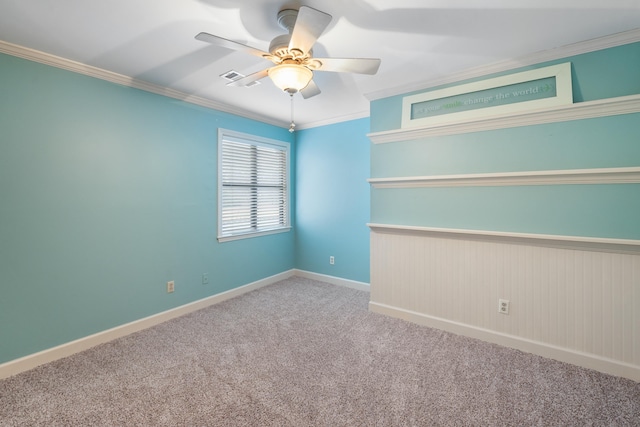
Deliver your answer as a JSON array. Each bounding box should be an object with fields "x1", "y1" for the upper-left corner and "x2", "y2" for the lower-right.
[
  {"x1": 289, "y1": 6, "x2": 332, "y2": 55},
  {"x1": 313, "y1": 57, "x2": 381, "y2": 75},
  {"x1": 300, "y1": 80, "x2": 321, "y2": 99},
  {"x1": 227, "y1": 68, "x2": 270, "y2": 87},
  {"x1": 195, "y1": 32, "x2": 271, "y2": 60}
]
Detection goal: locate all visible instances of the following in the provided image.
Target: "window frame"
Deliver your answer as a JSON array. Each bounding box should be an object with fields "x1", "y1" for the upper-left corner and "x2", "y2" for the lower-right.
[{"x1": 217, "y1": 128, "x2": 291, "y2": 242}]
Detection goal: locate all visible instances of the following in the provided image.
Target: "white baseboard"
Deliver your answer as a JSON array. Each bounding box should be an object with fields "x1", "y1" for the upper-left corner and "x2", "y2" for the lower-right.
[
  {"x1": 369, "y1": 301, "x2": 640, "y2": 383},
  {"x1": 294, "y1": 269, "x2": 370, "y2": 292},
  {"x1": 0, "y1": 270, "x2": 296, "y2": 380}
]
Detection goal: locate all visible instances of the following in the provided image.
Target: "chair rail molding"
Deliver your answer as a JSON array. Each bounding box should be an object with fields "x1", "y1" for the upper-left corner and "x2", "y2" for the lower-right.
[{"x1": 367, "y1": 223, "x2": 640, "y2": 255}]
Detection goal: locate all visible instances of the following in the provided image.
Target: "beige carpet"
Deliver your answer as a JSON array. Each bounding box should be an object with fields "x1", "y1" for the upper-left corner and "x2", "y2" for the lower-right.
[{"x1": 1, "y1": 277, "x2": 638, "y2": 426}]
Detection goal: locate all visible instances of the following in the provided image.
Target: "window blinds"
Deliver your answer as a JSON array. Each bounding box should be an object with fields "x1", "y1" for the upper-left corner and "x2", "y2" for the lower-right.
[{"x1": 219, "y1": 134, "x2": 289, "y2": 239}]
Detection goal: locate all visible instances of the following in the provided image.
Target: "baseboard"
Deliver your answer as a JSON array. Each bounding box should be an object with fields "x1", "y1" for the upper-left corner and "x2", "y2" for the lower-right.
[
  {"x1": 0, "y1": 270, "x2": 296, "y2": 380},
  {"x1": 369, "y1": 301, "x2": 640, "y2": 383},
  {"x1": 294, "y1": 269, "x2": 370, "y2": 292}
]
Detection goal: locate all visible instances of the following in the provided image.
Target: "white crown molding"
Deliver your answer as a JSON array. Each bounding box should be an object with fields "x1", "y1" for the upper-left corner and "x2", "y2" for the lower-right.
[
  {"x1": 368, "y1": 94, "x2": 640, "y2": 143},
  {"x1": 296, "y1": 109, "x2": 371, "y2": 130},
  {"x1": 365, "y1": 28, "x2": 640, "y2": 102},
  {"x1": 0, "y1": 40, "x2": 287, "y2": 129},
  {"x1": 367, "y1": 223, "x2": 640, "y2": 255},
  {"x1": 368, "y1": 167, "x2": 640, "y2": 188}
]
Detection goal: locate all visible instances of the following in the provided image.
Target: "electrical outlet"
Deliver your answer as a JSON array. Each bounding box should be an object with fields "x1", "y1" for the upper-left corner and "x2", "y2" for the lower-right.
[
  {"x1": 167, "y1": 280, "x2": 175, "y2": 293},
  {"x1": 498, "y1": 299, "x2": 509, "y2": 315},
  {"x1": 329, "y1": 256, "x2": 335, "y2": 265},
  {"x1": 202, "y1": 273, "x2": 209, "y2": 285}
]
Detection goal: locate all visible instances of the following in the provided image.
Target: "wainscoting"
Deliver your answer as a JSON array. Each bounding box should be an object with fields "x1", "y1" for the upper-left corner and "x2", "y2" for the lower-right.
[{"x1": 369, "y1": 225, "x2": 640, "y2": 381}]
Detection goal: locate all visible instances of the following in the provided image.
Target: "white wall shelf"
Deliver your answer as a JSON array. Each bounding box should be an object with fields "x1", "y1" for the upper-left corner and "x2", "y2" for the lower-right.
[
  {"x1": 368, "y1": 166, "x2": 640, "y2": 188},
  {"x1": 368, "y1": 94, "x2": 640, "y2": 144}
]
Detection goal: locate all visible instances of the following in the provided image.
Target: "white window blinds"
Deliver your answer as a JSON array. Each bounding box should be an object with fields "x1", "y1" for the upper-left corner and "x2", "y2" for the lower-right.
[{"x1": 218, "y1": 129, "x2": 290, "y2": 242}]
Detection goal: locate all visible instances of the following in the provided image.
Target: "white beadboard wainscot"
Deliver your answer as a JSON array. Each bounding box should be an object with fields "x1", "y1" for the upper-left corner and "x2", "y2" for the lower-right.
[{"x1": 368, "y1": 224, "x2": 640, "y2": 381}]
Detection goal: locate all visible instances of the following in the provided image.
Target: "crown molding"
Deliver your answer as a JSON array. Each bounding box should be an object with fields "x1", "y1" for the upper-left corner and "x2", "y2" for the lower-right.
[
  {"x1": 368, "y1": 94, "x2": 640, "y2": 143},
  {"x1": 3, "y1": 27, "x2": 638, "y2": 131},
  {"x1": 296, "y1": 109, "x2": 370, "y2": 130},
  {"x1": 368, "y1": 167, "x2": 640, "y2": 188},
  {"x1": 0, "y1": 40, "x2": 286, "y2": 129},
  {"x1": 365, "y1": 28, "x2": 640, "y2": 102}
]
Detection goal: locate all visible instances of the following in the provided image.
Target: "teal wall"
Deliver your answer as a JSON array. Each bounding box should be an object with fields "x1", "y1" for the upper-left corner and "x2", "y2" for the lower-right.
[
  {"x1": 295, "y1": 119, "x2": 371, "y2": 283},
  {"x1": 9, "y1": 39, "x2": 635, "y2": 366},
  {"x1": 369, "y1": 42, "x2": 640, "y2": 240},
  {"x1": 0, "y1": 53, "x2": 296, "y2": 363}
]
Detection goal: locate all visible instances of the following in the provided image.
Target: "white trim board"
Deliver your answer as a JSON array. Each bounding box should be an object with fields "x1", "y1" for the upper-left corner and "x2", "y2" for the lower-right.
[
  {"x1": 369, "y1": 301, "x2": 640, "y2": 382},
  {"x1": 0, "y1": 270, "x2": 368, "y2": 379},
  {"x1": 368, "y1": 167, "x2": 640, "y2": 188},
  {"x1": 368, "y1": 223, "x2": 640, "y2": 255},
  {"x1": 0, "y1": 270, "x2": 296, "y2": 380},
  {"x1": 295, "y1": 110, "x2": 370, "y2": 131},
  {"x1": 366, "y1": 28, "x2": 640, "y2": 102},
  {"x1": 368, "y1": 94, "x2": 640, "y2": 143},
  {"x1": 294, "y1": 269, "x2": 370, "y2": 292}
]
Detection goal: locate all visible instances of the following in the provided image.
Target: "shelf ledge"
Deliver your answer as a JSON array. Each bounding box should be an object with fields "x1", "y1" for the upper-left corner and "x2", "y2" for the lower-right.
[
  {"x1": 368, "y1": 167, "x2": 640, "y2": 188},
  {"x1": 368, "y1": 94, "x2": 640, "y2": 144}
]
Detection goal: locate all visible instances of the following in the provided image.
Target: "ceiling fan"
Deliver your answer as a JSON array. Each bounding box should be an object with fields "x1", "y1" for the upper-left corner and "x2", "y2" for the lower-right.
[{"x1": 195, "y1": 5, "x2": 381, "y2": 99}]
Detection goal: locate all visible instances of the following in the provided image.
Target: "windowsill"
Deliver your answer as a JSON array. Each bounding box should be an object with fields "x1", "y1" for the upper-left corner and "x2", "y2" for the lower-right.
[{"x1": 217, "y1": 226, "x2": 292, "y2": 243}]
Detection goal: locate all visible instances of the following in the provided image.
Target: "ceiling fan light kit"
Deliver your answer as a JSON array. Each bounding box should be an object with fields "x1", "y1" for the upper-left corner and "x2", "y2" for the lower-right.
[
  {"x1": 268, "y1": 63, "x2": 313, "y2": 94},
  {"x1": 195, "y1": 5, "x2": 381, "y2": 131},
  {"x1": 195, "y1": 5, "x2": 381, "y2": 96}
]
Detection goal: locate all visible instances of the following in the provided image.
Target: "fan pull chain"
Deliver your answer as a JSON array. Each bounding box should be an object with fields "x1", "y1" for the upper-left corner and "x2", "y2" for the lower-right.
[{"x1": 289, "y1": 93, "x2": 296, "y2": 133}]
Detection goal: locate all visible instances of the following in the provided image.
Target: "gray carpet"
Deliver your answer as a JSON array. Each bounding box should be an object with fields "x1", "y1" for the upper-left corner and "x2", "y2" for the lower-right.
[{"x1": 1, "y1": 277, "x2": 639, "y2": 426}]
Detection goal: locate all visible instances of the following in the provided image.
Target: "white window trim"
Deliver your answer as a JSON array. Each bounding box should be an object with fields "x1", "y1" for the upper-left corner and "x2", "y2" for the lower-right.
[{"x1": 217, "y1": 128, "x2": 291, "y2": 243}]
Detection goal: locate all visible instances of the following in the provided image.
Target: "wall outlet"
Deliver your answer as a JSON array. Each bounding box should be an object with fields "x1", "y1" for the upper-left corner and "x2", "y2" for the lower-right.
[
  {"x1": 167, "y1": 280, "x2": 175, "y2": 293},
  {"x1": 498, "y1": 299, "x2": 509, "y2": 314},
  {"x1": 329, "y1": 256, "x2": 335, "y2": 265},
  {"x1": 202, "y1": 273, "x2": 209, "y2": 285}
]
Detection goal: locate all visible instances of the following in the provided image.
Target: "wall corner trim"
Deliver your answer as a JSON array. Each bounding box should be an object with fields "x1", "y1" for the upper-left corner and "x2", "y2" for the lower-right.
[
  {"x1": 368, "y1": 94, "x2": 640, "y2": 143},
  {"x1": 367, "y1": 223, "x2": 640, "y2": 255}
]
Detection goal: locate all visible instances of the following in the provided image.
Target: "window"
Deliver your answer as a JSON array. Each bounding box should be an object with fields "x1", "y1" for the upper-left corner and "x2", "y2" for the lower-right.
[{"x1": 217, "y1": 129, "x2": 290, "y2": 242}]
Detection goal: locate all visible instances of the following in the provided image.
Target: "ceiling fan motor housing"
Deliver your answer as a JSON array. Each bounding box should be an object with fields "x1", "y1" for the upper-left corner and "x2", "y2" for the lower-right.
[
  {"x1": 269, "y1": 34, "x2": 293, "y2": 58},
  {"x1": 277, "y1": 9, "x2": 298, "y2": 32},
  {"x1": 270, "y1": 9, "x2": 310, "y2": 61}
]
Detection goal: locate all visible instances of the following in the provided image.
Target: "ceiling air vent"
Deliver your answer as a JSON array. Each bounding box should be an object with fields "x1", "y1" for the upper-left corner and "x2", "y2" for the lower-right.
[{"x1": 220, "y1": 70, "x2": 244, "y2": 81}]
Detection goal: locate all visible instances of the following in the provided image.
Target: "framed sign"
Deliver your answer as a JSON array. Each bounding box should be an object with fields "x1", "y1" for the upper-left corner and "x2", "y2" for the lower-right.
[{"x1": 401, "y1": 62, "x2": 573, "y2": 129}]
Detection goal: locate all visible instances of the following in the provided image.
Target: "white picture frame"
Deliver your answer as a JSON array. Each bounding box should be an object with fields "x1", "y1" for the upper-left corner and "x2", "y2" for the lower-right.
[{"x1": 401, "y1": 62, "x2": 573, "y2": 129}]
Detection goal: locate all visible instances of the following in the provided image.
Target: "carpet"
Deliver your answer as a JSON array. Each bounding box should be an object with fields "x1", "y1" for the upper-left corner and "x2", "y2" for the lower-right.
[{"x1": 1, "y1": 277, "x2": 638, "y2": 426}]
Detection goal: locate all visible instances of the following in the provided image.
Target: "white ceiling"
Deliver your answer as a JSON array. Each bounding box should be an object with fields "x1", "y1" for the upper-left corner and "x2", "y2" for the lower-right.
[{"x1": 1, "y1": 0, "x2": 639, "y2": 129}]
